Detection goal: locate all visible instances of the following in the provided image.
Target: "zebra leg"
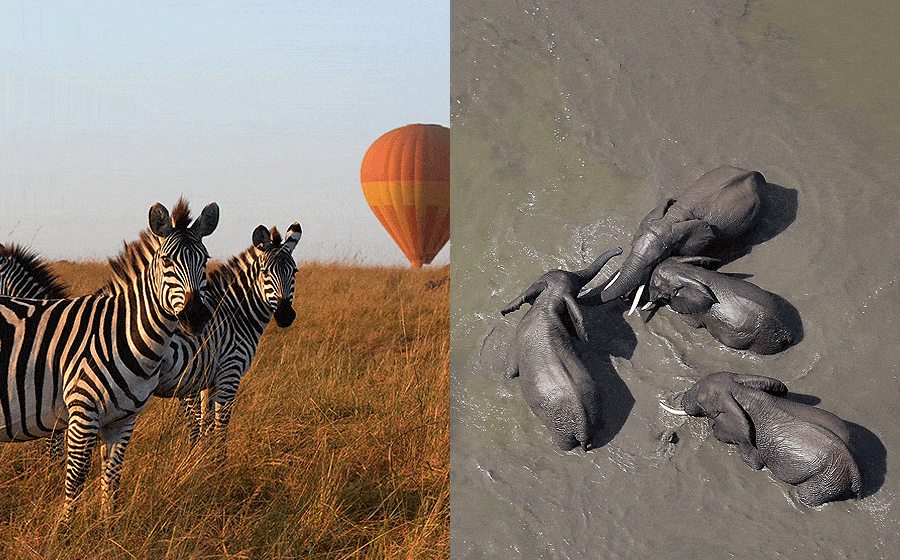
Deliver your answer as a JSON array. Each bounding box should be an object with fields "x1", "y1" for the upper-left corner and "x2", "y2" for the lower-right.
[
  {"x1": 98, "y1": 415, "x2": 137, "y2": 517},
  {"x1": 211, "y1": 397, "x2": 235, "y2": 461},
  {"x1": 62, "y1": 414, "x2": 100, "y2": 521},
  {"x1": 179, "y1": 394, "x2": 204, "y2": 446},
  {"x1": 199, "y1": 388, "x2": 214, "y2": 439},
  {"x1": 46, "y1": 429, "x2": 67, "y2": 460}
]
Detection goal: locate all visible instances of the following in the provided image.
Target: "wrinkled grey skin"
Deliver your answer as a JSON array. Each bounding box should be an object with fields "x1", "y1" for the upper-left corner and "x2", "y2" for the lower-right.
[
  {"x1": 667, "y1": 372, "x2": 861, "y2": 507},
  {"x1": 646, "y1": 256, "x2": 801, "y2": 354},
  {"x1": 501, "y1": 248, "x2": 622, "y2": 451},
  {"x1": 581, "y1": 166, "x2": 763, "y2": 306}
]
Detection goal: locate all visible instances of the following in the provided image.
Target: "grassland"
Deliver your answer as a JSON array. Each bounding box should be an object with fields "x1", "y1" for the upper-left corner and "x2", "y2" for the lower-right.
[{"x1": 0, "y1": 260, "x2": 449, "y2": 559}]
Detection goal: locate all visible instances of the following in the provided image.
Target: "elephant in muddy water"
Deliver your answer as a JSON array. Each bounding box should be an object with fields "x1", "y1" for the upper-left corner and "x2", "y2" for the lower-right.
[
  {"x1": 580, "y1": 166, "x2": 763, "y2": 313},
  {"x1": 661, "y1": 372, "x2": 861, "y2": 508},
  {"x1": 501, "y1": 248, "x2": 622, "y2": 451},
  {"x1": 645, "y1": 256, "x2": 802, "y2": 355}
]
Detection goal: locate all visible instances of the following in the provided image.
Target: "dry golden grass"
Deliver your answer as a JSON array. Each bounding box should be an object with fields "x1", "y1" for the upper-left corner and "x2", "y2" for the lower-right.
[{"x1": 0, "y1": 260, "x2": 449, "y2": 559}]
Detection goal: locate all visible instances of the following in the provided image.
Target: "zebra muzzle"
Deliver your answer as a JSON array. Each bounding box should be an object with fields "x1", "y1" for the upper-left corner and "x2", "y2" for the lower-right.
[
  {"x1": 273, "y1": 299, "x2": 296, "y2": 328},
  {"x1": 177, "y1": 292, "x2": 213, "y2": 336}
]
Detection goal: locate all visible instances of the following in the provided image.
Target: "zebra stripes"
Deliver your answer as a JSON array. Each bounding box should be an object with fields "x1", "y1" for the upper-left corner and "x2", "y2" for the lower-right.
[
  {"x1": 0, "y1": 199, "x2": 219, "y2": 518},
  {"x1": 154, "y1": 222, "x2": 302, "y2": 456}
]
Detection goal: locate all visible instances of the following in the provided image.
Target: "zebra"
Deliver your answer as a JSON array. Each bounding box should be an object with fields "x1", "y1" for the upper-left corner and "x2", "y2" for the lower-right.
[
  {"x1": 0, "y1": 243, "x2": 69, "y2": 300},
  {"x1": 0, "y1": 199, "x2": 219, "y2": 518},
  {"x1": 153, "y1": 222, "x2": 301, "y2": 457}
]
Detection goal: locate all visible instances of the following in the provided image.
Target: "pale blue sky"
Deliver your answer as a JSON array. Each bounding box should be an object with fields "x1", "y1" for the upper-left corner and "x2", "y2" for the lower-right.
[{"x1": 0, "y1": 1, "x2": 449, "y2": 265}]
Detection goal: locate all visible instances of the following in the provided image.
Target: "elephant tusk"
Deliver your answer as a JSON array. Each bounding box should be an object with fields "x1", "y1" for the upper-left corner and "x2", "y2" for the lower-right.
[
  {"x1": 659, "y1": 401, "x2": 689, "y2": 416},
  {"x1": 603, "y1": 270, "x2": 621, "y2": 290},
  {"x1": 578, "y1": 269, "x2": 621, "y2": 299},
  {"x1": 627, "y1": 284, "x2": 646, "y2": 316},
  {"x1": 641, "y1": 301, "x2": 656, "y2": 311}
]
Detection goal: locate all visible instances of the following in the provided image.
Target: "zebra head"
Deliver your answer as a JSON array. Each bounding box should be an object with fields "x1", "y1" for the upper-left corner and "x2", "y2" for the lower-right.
[
  {"x1": 251, "y1": 222, "x2": 302, "y2": 327},
  {"x1": 148, "y1": 200, "x2": 220, "y2": 336}
]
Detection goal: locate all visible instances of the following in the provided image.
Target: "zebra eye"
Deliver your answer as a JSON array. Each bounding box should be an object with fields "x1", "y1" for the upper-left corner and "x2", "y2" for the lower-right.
[{"x1": 161, "y1": 255, "x2": 173, "y2": 266}]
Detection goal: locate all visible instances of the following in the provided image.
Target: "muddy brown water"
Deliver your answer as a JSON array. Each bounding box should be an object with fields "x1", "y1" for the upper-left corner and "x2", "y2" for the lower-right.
[{"x1": 451, "y1": 1, "x2": 900, "y2": 558}]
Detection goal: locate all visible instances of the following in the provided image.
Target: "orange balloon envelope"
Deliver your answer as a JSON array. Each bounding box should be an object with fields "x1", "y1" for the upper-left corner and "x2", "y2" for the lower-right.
[{"x1": 360, "y1": 123, "x2": 450, "y2": 268}]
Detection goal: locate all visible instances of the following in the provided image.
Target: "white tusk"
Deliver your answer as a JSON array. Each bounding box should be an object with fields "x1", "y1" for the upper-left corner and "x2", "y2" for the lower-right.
[
  {"x1": 641, "y1": 301, "x2": 655, "y2": 311},
  {"x1": 603, "y1": 270, "x2": 621, "y2": 290},
  {"x1": 659, "y1": 401, "x2": 689, "y2": 416},
  {"x1": 627, "y1": 284, "x2": 645, "y2": 316}
]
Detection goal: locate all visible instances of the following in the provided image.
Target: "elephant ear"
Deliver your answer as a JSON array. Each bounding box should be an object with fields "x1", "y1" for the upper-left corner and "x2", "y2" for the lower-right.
[
  {"x1": 639, "y1": 198, "x2": 676, "y2": 228},
  {"x1": 562, "y1": 292, "x2": 589, "y2": 342},
  {"x1": 501, "y1": 281, "x2": 547, "y2": 315},
  {"x1": 669, "y1": 277, "x2": 717, "y2": 314},
  {"x1": 673, "y1": 219, "x2": 716, "y2": 254},
  {"x1": 711, "y1": 390, "x2": 756, "y2": 448},
  {"x1": 732, "y1": 373, "x2": 788, "y2": 397}
]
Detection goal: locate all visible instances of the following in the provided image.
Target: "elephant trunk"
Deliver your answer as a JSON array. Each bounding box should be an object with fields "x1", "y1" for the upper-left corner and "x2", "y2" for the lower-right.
[
  {"x1": 572, "y1": 247, "x2": 623, "y2": 288},
  {"x1": 598, "y1": 252, "x2": 650, "y2": 303}
]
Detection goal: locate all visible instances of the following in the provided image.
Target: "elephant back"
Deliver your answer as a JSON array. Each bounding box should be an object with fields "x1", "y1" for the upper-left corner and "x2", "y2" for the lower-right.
[{"x1": 678, "y1": 166, "x2": 763, "y2": 237}]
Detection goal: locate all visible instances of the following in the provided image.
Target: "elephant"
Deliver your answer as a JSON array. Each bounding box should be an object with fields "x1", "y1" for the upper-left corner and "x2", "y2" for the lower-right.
[
  {"x1": 580, "y1": 166, "x2": 764, "y2": 314},
  {"x1": 660, "y1": 372, "x2": 861, "y2": 508},
  {"x1": 501, "y1": 247, "x2": 622, "y2": 451},
  {"x1": 644, "y1": 256, "x2": 801, "y2": 354}
]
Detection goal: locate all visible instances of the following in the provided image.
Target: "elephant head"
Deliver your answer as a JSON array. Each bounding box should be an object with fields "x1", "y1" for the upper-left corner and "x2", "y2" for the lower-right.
[
  {"x1": 501, "y1": 247, "x2": 622, "y2": 340},
  {"x1": 590, "y1": 199, "x2": 717, "y2": 310},
  {"x1": 660, "y1": 371, "x2": 788, "y2": 420},
  {"x1": 646, "y1": 256, "x2": 721, "y2": 315}
]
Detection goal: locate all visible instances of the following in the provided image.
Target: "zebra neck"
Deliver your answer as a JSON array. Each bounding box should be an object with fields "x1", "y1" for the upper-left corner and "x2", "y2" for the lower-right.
[
  {"x1": 129, "y1": 266, "x2": 180, "y2": 354},
  {"x1": 213, "y1": 267, "x2": 273, "y2": 332}
]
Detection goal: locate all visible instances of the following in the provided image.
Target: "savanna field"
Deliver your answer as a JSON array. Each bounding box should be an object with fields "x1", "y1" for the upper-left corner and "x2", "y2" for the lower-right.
[{"x1": 0, "y1": 260, "x2": 449, "y2": 559}]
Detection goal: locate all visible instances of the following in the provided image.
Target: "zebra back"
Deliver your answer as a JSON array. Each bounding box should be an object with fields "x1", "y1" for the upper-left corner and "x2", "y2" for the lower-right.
[{"x1": 0, "y1": 243, "x2": 69, "y2": 299}]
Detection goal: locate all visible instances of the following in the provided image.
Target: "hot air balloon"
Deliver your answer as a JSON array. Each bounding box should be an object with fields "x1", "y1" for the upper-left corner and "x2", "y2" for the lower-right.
[{"x1": 360, "y1": 123, "x2": 450, "y2": 268}]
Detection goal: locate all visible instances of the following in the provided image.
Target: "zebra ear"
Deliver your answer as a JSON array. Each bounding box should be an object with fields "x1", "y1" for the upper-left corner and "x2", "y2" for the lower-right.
[
  {"x1": 149, "y1": 203, "x2": 173, "y2": 238},
  {"x1": 253, "y1": 225, "x2": 272, "y2": 250},
  {"x1": 190, "y1": 202, "x2": 219, "y2": 237},
  {"x1": 281, "y1": 223, "x2": 302, "y2": 254}
]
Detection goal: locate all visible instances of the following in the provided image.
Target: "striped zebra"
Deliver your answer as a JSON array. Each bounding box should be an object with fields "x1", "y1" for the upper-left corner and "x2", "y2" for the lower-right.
[
  {"x1": 0, "y1": 199, "x2": 218, "y2": 518},
  {"x1": 154, "y1": 222, "x2": 301, "y2": 457},
  {"x1": 0, "y1": 243, "x2": 69, "y2": 300}
]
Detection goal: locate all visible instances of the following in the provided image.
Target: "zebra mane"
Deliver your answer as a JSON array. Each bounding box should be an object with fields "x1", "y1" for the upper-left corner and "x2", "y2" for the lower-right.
[
  {"x1": 171, "y1": 197, "x2": 193, "y2": 230},
  {"x1": 207, "y1": 226, "x2": 284, "y2": 291},
  {"x1": 0, "y1": 243, "x2": 69, "y2": 298},
  {"x1": 103, "y1": 199, "x2": 194, "y2": 294}
]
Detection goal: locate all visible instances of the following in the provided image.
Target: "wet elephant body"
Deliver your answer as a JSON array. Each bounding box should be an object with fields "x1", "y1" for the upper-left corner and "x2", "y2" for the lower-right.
[
  {"x1": 501, "y1": 248, "x2": 621, "y2": 451},
  {"x1": 663, "y1": 372, "x2": 861, "y2": 507},
  {"x1": 580, "y1": 166, "x2": 764, "y2": 308},
  {"x1": 647, "y1": 257, "x2": 801, "y2": 354}
]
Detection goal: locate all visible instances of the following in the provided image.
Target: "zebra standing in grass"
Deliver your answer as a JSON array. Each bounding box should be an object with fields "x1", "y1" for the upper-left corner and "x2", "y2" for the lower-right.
[
  {"x1": 0, "y1": 199, "x2": 218, "y2": 518},
  {"x1": 154, "y1": 222, "x2": 301, "y2": 457},
  {"x1": 0, "y1": 243, "x2": 69, "y2": 300}
]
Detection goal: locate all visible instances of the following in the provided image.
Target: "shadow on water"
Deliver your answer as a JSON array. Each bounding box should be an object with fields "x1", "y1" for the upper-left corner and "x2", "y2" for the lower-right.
[
  {"x1": 581, "y1": 300, "x2": 637, "y2": 448},
  {"x1": 847, "y1": 422, "x2": 887, "y2": 499},
  {"x1": 785, "y1": 392, "x2": 886, "y2": 500}
]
